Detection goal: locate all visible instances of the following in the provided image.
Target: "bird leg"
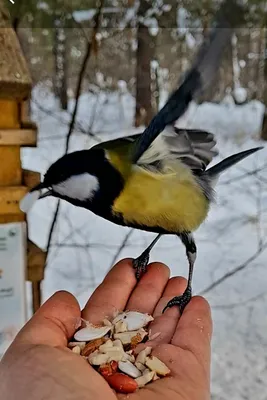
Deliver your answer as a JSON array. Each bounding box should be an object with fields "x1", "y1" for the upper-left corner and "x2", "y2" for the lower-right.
[
  {"x1": 163, "y1": 232, "x2": 196, "y2": 314},
  {"x1": 133, "y1": 234, "x2": 162, "y2": 280}
]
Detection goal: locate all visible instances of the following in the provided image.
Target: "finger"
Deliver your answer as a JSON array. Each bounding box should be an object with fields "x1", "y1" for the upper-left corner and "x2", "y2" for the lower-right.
[
  {"x1": 135, "y1": 277, "x2": 187, "y2": 353},
  {"x1": 171, "y1": 296, "x2": 212, "y2": 370},
  {"x1": 12, "y1": 291, "x2": 81, "y2": 347},
  {"x1": 82, "y1": 258, "x2": 137, "y2": 323},
  {"x1": 125, "y1": 262, "x2": 170, "y2": 314}
]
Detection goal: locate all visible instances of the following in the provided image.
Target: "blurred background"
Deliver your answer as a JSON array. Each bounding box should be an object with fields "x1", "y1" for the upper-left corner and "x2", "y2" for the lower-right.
[{"x1": 5, "y1": 0, "x2": 267, "y2": 398}]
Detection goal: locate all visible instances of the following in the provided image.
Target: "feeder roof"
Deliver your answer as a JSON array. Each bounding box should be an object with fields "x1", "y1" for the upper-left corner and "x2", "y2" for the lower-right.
[{"x1": 0, "y1": 3, "x2": 32, "y2": 100}]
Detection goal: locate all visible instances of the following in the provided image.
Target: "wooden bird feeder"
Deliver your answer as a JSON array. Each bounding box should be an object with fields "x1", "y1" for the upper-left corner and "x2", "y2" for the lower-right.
[{"x1": 0, "y1": 6, "x2": 46, "y2": 317}]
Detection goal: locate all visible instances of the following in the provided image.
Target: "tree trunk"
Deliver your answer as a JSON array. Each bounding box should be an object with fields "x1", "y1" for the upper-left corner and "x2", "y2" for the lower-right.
[
  {"x1": 261, "y1": 28, "x2": 267, "y2": 140},
  {"x1": 196, "y1": 16, "x2": 222, "y2": 103},
  {"x1": 12, "y1": 17, "x2": 20, "y2": 32},
  {"x1": 53, "y1": 10, "x2": 68, "y2": 110},
  {"x1": 257, "y1": 28, "x2": 266, "y2": 102},
  {"x1": 135, "y1": 0, "x2": 155, "y2": 127}
]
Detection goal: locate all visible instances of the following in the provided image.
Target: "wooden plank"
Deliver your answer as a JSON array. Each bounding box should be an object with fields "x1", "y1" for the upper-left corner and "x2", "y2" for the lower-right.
[
  {"x1": 21, "y1": 121, "x2": 38, "y2": 130},
  {"x1": 0, "y1": 100, "x2": 20, "y2": 128},
  {"x1": 0, "y1": 26, "x2": 32, "y2": 100},
  {"x1": 20, "y1": 100, "x2": 30, "y2": 123},
  {"x1": 0, "y1": 186, "x2": 27, "y2": 215},
  {"x1": 0, "y1": 147, "x2": 21, "y2": 185},
  {"x1": 0, "y1": 214, "x2": 24, "y2": 223},
  {"x1": 23, "y1": 169, "x2": 41, "y2": 189},
  {"x1": 0, "y1": 129, "x2": 37, "y2": 146},
  {"x1": 31, "y1": 282, "x2": 42, "y2": 312},
  {"x1": 27, "y1": 240, "x2": 46, "y2": 282}
]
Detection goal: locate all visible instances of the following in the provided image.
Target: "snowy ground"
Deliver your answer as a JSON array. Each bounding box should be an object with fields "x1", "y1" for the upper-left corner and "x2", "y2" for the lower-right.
[{"x1": 22, "y1": 84, "x2": 267, "y2": 400}]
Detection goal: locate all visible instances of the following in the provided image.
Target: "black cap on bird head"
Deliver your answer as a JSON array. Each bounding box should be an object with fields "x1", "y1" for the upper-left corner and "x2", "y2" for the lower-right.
[{"x1": 19, "y1": 149, "x2": 105, "y2": 213}]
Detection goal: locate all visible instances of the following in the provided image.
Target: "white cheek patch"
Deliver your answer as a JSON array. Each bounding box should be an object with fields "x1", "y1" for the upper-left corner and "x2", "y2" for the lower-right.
[
  {"x1": 19, "y1": 190, "x2": 41, "y2": 213},
  {"x1": 53, "y1": 173, "x2": 99, "y2": 201}
]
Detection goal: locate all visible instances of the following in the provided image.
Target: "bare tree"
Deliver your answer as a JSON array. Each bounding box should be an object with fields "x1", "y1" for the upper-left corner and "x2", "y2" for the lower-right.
[
  {"x1": 261, "y1": 27, "x2": 267, "y2": 140},
  {"x1": 53, "y1": 2, "x2": 68, "y2": 110},
  {"x1": 135, "y1": 0, "x2": 155, "y2": 127}
]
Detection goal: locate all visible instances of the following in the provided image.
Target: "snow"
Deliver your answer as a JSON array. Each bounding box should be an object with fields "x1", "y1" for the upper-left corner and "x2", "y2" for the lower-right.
[
  {"x1": 22, "y1": 83, "x2": 267, "y2": 399},
  {"x1": 142, "y1": 17, "x2": 159, "y2": 36},
  {"x1": 73, "y1": 7, "x2": 123, "y2": 23},
  {"x1": 119, "y1": 5, "x2": 137, "y2": 29},
  {"x1": 185, "y1": 32, "x2": 196, "y2": 49},
  {"x1": 73, "y1": 10, "x2": 97, "y2": 22},
  {"x1": 37, "y1": 1, "x2": 50, "y2": 11},
  {"x1": 233, "y1": 87, "x2": 248, "y2": 104},
  {"x1": 177, "y1": 7, "x2": 188, "y2": 33}
]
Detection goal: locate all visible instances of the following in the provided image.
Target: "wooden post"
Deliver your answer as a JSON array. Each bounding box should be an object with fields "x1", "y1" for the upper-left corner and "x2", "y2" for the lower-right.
[{"x1": 0, "y1": 4, "x2": 46, "y2": 316}]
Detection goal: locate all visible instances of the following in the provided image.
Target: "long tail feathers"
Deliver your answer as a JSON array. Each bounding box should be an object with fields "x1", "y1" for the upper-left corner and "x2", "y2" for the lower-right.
[
  {"x1": 206, "y1": 147, "x2": 263, "y2": 177},
  {"x1": 131, "y1": 0, "x2": 246, "y2": 164}
]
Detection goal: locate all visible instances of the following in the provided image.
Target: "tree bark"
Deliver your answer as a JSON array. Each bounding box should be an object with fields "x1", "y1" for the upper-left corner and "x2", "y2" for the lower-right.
[
  {"x1": 53, "y1": 10, "x2": 68, "y2": 110},
  {"x1": 135, "y1": 0, "x2": 155, "y2": 127},
  {"x1": 261, "y1": 27, "x2": 267, "y2": 140}
]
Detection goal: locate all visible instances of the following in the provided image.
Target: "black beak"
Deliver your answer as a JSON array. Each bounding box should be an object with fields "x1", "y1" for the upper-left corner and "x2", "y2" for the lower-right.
[
  {"x1": 30, "y1": 182, "x2": 45, "y2": 192},
  {"x1": 30, "y1": 182, "x2": 53, "y2": 199}
]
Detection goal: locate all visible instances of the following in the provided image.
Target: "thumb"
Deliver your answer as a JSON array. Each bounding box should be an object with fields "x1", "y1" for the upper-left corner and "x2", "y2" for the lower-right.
[{"x1": 11, "y1": 291, "x2": 81, "y2": 348}]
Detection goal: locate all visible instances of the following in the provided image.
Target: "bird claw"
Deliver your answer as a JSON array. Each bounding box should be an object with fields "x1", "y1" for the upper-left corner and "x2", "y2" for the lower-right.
[
  {"x1": 132, "y1": 252, "x2": 150, "y2": 280},
  {"x1": 162, "y1": 286, "x2": 192, "y2": 314}
]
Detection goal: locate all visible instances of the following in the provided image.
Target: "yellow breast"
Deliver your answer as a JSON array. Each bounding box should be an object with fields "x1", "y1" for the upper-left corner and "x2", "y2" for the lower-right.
[{"x1": 112, "y1": 163, "x2": 210, "y2": 233}]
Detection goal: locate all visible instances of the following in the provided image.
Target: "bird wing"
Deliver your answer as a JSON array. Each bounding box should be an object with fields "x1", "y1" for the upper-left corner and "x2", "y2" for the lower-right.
[
  {"x1": 93, "y1": 126, "x2": 218, "y2": 174},
  {"x1": 157, "y1": 127, "x2": 218, "y2": 171},
  {"x1": 130, "y1": 0, "x2": 244, "y2": 165}
]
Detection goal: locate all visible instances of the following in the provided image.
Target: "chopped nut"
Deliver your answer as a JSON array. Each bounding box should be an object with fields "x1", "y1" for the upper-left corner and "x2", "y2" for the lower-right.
[
  {"x1": 112, "y1": 339, "x2": 124, "y2": 350},
  {"x1": 68, "y1": 341, "x2": 86, "y2": 350},
  {"x1": 135, "y1": 371, "x2": 155, "y2": 387},
  {"x1": 115, "y1": 320, "x2": 128, "y2": 333},
  {"x1": 114, "y1": 329, "x2": 147, "y2": 346},
  {"x1": 71, "y1": 345, "x2": 81, "y2": 355},
  {"x1": 130, "y1": 329, "x2": 148, "y2": 348},
  {"x1": 99, "y1": 361, "x2": 118, "y2": 378},
  {"x1": 103, "y1": 348, "x2": 125, "y2": 362},
  {"x1": 81, "y1": 338, "x2": 106, "y2": 357},
  {"x1": 114, "y1": 331, "x2": 140, "y2": 345},
  {"x1": 142, "y1": 368, "x2": 151, "y2": 375},
  {"x1": 122, "y1": 351, "x2": 135, "y2": 363},
  {"x1": 99, "y1": 339, "x2": 113, "y2": 352},
  {"x1": 135, "y1": 347, "x2": 152, "y2": 365},
  {"x1": 145, "y1": 356, "x2": 170, "y2": 376},
  {"x1": 103, "y1": 319, "x2": 112, "y2": 326},
  {"x1": 88, "y1": 351, "x2": 110, "y2": 365},
  {"x1": 135, "y1": 362, "x2": 146, "y2": 372}
]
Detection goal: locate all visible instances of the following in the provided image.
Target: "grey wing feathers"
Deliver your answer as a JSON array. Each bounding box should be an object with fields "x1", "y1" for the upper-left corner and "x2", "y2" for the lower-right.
[
  {"x1": 96, "y1": 128, "x2": 218, "y2": 173},
  {"x1": 165, "y1": 128, "x2": 218, "y2": 171},
  {"x1": 137, "y1": 127, "x2": 218, "y2": 172}
]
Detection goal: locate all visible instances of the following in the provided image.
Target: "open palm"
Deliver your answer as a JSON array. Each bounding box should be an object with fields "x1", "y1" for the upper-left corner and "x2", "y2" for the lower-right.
[{"x1": 0, "y1": 259, "x2": 212, "y2": 400}]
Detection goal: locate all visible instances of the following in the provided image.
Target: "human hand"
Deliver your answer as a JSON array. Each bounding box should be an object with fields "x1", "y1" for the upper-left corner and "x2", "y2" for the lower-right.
[{"x1": 0, "y1": 259, "x2": 212, "y2": 400}]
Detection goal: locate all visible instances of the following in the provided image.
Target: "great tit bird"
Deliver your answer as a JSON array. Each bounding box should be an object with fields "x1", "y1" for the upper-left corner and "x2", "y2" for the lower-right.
[{"x1": 20, "y1": 0, "x2": 263, "y2": 313}]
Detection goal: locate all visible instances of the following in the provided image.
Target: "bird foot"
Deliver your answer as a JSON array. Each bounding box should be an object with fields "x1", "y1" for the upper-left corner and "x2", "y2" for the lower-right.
[
  {"x1": 162, "y1": 286, "x2": 192, "y2": 314},
  {"x1": 132, "y1": 251, "x2": 150, "y2": 280}
]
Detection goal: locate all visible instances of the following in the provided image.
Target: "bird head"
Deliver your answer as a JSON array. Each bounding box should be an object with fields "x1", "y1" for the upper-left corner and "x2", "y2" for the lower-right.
[{"x1": 20, "y1": 149, "x2": 106, "y2": 213}]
